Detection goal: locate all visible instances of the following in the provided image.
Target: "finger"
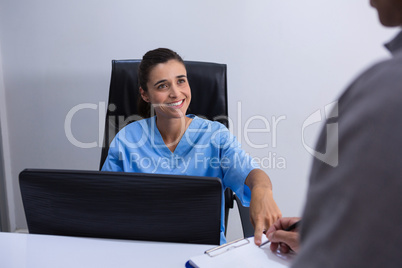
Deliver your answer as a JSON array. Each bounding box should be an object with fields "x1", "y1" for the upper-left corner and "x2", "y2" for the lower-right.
[
  {"x1": 279, "y1": 243, "x2": 290, "y2": 254},
  {"x1": 253, "y1": 223, "x2": 265, "y2": 246},
  {"x1": 265, "y1": 217, "x2": 274, "y2": 230},
  {"x1": 284, "y1": 217, "x2": 301, "y2": 229},
  {"x1": 265, "y1": 222, "x2": 276, "y2": 239},
  {"x1": 270, "y1": 242, "x2": 279, "y2": 252},
  {"x1": 266, "y1": 223, "x2": 277, "y2": 234},
  {"x1": 266, "y1": 217, "x2": 290, "y2": 235},
  {"x1": 267, "y1": 230, "x2": 295, "y2": 245},
  {"x1": 269, "y1": 213, "x2": 280, "y2": 228},
  {"x1": 276, "y1": 217, "x2": 299, "y2": 231}
]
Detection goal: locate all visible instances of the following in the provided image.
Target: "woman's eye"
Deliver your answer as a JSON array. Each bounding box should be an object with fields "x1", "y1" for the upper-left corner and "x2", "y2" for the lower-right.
[
  {"x1": 157, "y1": 84, "x2": 167, "y2": 89},
  {"x1": 178, "y1": 79, "x2": 186, "y2": 84}
]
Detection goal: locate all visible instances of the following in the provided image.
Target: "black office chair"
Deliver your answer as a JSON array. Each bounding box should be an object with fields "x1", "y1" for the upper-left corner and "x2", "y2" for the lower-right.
[
  {"x1": 99, "y1": 59, "x2": 254, "y2": 238},
  {"x1": 235, "y1": 195, "x2": 254, "y2": 237}
]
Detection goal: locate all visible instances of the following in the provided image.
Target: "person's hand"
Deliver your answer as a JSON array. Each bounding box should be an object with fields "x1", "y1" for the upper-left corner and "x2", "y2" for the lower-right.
[
  {"x1": 266, "y1": 217, "x2": 301, "y2": 253},
  {"x1": 245, "y1": 169, "x2": 282, "y2": 246},
  {"x1": 249, "y1": 186, "x2": 282, "y2": 246}
]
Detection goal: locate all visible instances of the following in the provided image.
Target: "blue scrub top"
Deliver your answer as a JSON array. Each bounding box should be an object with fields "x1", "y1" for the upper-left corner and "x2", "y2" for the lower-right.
[{"x1": 102, "y1": 114, "x2": 258, "y2": 244}]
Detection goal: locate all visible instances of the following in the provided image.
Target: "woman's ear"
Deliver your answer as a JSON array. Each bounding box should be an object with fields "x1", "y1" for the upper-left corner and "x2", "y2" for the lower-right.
[{"x1": 139, "y1": 87, "x2": 150, "y2": 103}]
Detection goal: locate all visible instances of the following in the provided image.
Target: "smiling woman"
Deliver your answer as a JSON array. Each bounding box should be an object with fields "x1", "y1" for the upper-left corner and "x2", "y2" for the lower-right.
[{"x1": 101, "y1": 48, "x2": 282, "y2": 245}]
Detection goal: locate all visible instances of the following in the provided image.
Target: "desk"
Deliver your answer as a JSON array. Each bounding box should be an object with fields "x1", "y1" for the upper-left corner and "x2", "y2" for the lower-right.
[{"x1": 0, "y1": 232, "x2": 213, "y2": 268}]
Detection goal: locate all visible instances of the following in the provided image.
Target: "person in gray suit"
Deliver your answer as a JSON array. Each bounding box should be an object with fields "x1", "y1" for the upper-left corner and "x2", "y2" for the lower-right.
[{"x1": 265, "y1": 1, "x2": 402, "y2": 267}]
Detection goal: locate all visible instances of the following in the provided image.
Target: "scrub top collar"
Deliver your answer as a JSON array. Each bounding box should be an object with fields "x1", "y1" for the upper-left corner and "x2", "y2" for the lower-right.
[{"x1": 147, "y1": 114, "x2": 198, "y2": 157}]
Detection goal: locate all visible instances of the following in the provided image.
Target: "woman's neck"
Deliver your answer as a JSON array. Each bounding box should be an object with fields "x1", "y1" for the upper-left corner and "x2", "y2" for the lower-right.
[{"x1": 156, "y1": 115, "x2": 192, "y2": 152}]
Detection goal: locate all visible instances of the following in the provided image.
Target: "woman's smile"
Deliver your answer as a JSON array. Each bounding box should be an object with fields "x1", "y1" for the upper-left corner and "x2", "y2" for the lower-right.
[{"x1": 166, "y1": 99, "x2": 185, "y2": 108}]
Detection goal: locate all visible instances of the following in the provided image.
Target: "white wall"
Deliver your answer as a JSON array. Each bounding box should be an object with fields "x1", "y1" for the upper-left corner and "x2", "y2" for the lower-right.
[{"x1": 0, "y1": 0, "x2": 398, "y2": 236}]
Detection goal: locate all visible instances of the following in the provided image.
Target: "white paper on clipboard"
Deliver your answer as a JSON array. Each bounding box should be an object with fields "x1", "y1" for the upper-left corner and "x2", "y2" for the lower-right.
[{"x1": 186, "y1": 236, "x2": 295, "y2": 268}]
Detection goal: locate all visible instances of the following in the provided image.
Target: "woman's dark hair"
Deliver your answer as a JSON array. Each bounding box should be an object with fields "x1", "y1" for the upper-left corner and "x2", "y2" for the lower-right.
[{"x1": 137, "y1": 48, "x2": 185, "y2": 118}]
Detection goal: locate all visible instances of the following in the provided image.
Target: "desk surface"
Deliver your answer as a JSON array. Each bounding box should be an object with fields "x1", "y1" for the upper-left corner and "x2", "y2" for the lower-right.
[{"x1": 0, "y1": 232, "x2": 213, "y2": 268}]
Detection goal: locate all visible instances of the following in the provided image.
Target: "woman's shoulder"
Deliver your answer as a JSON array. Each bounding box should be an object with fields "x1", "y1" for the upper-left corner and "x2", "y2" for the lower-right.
[
  {"x1": 114, "y1": 117, "x2": 153, "y2": 139},
  {"x1": 189, "y1": 114, "x2": 228, "y2": 131},
  {"x1": 188, "y1": 115, "x2": 234, "y2": 146}
]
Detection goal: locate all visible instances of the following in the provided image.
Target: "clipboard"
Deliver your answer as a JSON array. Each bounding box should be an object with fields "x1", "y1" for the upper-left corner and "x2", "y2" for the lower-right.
[{"x1": 185, "y1": 237, "x2": 294, "y2": 268}]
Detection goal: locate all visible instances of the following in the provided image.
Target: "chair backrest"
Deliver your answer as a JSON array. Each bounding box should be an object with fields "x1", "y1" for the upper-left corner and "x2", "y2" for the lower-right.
[
  {"x1": 100, "y1": 60, "x2": 228, "y2": 168},
  {"x1": 235, "y1": 195, "x2": 254, "y2": 237},
  {"x1": 19, "y1": 169, "x2": 222, "y2": 245}
]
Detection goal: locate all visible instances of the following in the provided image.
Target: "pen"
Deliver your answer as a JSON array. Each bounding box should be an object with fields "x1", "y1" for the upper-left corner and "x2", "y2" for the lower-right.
[{"x1": 259, "y1": 220, "x2": 301, "y2": 248}]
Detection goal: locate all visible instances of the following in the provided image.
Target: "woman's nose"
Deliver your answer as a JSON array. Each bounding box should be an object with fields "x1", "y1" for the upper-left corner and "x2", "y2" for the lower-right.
[{"x1": 169, "y1": 84, "x2": 180, "y2": 98}]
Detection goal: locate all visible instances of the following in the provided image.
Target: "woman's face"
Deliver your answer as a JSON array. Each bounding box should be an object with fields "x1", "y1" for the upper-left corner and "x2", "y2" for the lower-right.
[{"x1": 141, "y1": 59, "x2": 191, "y2": 119}]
